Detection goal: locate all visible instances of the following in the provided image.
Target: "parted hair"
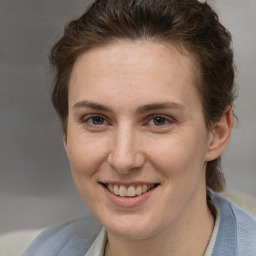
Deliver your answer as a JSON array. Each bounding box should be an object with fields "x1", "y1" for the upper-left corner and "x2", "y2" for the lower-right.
[{"x1": 50, "y1": 0, "x2": 236, "y2": 194}]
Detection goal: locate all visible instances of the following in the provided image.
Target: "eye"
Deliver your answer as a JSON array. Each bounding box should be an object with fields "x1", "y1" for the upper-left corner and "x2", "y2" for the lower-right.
[
  {"x1": 90, "y1": 116, "x2": 105, "y2": 125},
  {"x1": 83, "y1": 115, "x2": 107, "y2": 126},
  {"x1": 147, "y1": 115, "x2": 172, "y2": 127},
  {"x1": 152, "y1": 116, "x2": 168, "y2": 126}
]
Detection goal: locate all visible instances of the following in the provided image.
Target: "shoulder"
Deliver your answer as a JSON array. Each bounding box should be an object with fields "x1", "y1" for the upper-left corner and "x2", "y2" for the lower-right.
[
  {"x1": 21, "y1": 215, "x2": 102, "y2": 256},
  {"x1": 211, "y1": 191, "x2": 256, "y2": 255},
  {"x1": 212, "y1": 191, "x2": 256, "y2": 233},
  {"x1": 226, "y1": 196, "x2": 256, "y2": 254}
]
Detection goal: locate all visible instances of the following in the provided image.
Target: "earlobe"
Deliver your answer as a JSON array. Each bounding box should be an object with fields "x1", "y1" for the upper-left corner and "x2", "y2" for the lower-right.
[{"x1": 205, "y1": 107, "x2": 233, "y2": 161}]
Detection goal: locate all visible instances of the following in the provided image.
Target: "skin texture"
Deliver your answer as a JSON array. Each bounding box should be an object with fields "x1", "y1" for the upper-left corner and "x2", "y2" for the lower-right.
[{"x1": 64, "y1": 41, "x2": 233, "y2": 256}]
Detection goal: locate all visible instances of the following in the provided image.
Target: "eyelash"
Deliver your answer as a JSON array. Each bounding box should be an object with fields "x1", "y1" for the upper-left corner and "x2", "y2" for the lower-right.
[
  {"x1": 81, "y1": 114, "x2": 175, "y2": 129},
  {"x1": 145, "y1": 115, "x2": 175, "y2": 127},
  {"x1": 82, "y1": 115, "x2": 109, "y2": 126}
]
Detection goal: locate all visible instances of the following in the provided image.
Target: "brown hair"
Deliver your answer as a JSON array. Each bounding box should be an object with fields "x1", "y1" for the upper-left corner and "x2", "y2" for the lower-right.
[{"x1": 50, "y1": 0, "x2": 236, "y2": 193}]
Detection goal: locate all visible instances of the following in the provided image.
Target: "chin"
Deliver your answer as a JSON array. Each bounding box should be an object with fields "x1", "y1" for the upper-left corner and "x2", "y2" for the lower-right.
[
  {"x1": 108, "y1": 225, "x2": 157, "y2": 240},
  {"x1": 100, "y1": 213, "x2": 161, "y2": 240}
]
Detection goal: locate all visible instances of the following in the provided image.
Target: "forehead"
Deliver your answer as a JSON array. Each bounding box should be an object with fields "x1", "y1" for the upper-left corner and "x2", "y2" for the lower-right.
[
  {"x1": 69, "y1": 41, "x2": 201, "y2": 110},
  {"x1": 71, "y1": 41, "x2": 198, "y2": 79}
]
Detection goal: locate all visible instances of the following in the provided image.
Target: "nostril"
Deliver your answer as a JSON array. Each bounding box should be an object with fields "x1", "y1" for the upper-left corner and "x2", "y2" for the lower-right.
[
  {"x1": 107, "y1": 151, "x2": 146, "y2": 174},
  {"x1": 108, "y1": 154, "x2": 135, "y2": 173}
]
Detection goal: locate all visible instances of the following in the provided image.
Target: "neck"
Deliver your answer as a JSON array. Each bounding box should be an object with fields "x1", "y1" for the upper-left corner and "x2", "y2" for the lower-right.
[{"x1": 105, "y1": 190, "x2": 214, "y2": 256}]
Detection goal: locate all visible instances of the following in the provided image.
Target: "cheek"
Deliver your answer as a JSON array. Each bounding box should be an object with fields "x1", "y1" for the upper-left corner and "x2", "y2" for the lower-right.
[
  {"x1": 66, "y1": 135, "x2": 107, "y2": 176},
  {"x1": 66, "y1": 138, "x2": 106, "y2": 204},
  {"x1": 148, "y1": 132, "x2": 207, "y2": 177}
]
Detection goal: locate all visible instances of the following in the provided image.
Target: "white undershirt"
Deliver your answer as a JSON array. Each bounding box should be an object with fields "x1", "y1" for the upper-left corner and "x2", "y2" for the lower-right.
[
  {"x1": 85, "y1": 206, "x2": 220, "y2": 256},
  {"x1": 85, "y1": 228, "x2": 107, "y2": 256},
  {"x1": 204, "y1": 206, "x2": 220, "y2": 256}
]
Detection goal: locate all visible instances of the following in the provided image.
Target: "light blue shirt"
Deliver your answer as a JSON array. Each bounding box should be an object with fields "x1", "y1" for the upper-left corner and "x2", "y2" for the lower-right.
[
  {"x1": 84, "y1": 207, "x2": 221, "y2": 256},
  {"x1": 21, "y1": 191, "x2": 256, "y2": 256}
]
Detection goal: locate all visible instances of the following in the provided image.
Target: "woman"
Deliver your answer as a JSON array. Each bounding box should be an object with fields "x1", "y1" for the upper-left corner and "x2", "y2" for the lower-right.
[{"x1": 22, "y1": 0, "x2": 256, "y2": 255}]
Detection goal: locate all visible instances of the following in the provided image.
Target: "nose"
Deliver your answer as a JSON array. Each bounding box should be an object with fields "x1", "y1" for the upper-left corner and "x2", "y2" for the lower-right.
[{"x1": 107, "y1": 125, "x2": 146, "y2": 174}]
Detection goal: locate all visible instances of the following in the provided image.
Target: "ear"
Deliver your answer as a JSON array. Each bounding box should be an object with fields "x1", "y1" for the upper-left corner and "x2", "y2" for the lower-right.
[
  {"x1": 205, "y1": 107, "x2": 233, "y2": 161},
  {"x1": 62, "y1": 130, "x2": 68, "y2": 153}
]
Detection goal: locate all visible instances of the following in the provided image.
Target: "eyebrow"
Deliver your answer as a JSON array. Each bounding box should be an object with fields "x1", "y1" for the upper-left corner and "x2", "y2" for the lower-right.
[
  {"x1": 72, "y1": 101, "x2": 114, "y2": 112},
  {"x1": 72, "y1": 100, "x2": 185, "y2": 113},
  {"x1": 136, "y1": 102, "x2": 185, "y2": 114}
]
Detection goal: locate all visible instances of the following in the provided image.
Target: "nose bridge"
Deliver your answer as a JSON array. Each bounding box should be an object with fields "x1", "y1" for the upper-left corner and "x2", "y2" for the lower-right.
[{"x1": 108, "y1": 123, "x2": 144, "y2": 173}]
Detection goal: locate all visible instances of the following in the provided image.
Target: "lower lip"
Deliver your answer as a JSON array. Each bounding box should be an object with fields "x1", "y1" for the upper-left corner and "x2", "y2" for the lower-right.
[{"x1": 102, "y1": 185, "x2": 157, "y2": 208}]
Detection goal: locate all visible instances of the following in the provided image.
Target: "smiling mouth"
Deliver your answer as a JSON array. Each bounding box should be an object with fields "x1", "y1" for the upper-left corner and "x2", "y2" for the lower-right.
[{"x1": 102, "y1": 183, "x2": 159, "y2": 197}]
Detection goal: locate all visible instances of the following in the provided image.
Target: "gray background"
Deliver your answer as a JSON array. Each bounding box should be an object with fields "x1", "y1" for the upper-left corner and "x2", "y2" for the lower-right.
[{"x1": 0, "y1": 0, "x2": 255, "y2": 234}]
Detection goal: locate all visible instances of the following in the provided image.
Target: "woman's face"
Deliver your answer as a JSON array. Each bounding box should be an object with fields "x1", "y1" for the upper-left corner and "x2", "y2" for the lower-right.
[{"x1": 65, "y1": 41, "x2": 214, "y2": 239}]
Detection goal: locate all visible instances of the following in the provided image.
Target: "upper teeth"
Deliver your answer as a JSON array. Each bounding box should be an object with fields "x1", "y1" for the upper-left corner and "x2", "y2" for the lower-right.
[{"x1": 107, "y1": 184, "x2": 154, "y2": 197}]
